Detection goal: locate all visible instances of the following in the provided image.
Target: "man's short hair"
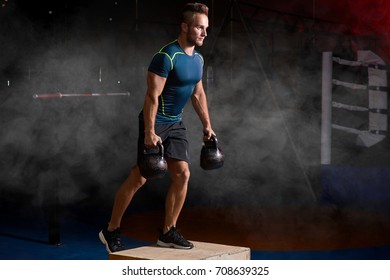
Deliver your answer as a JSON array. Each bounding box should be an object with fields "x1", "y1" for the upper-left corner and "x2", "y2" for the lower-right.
[{"x1": 181, "y1": 2, "x2": 209, "y2": 25}]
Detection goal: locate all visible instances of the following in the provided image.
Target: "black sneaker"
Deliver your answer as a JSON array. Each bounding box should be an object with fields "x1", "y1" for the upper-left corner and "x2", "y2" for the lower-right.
[
  {"x1": 99, "y1": 228, "x2": 125, "y2": 253},
  {"x1": 157, "y1": 226, "x2": 194, "y2": 249}
]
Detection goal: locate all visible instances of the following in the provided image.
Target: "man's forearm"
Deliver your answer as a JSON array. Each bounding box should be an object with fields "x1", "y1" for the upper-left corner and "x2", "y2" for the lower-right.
[
  {"x1": 192, "y1": 92, "x2": 211, "y2": 130},
  {"x1": 143, "y1": 93, "x2": 158, "y2": 133}
]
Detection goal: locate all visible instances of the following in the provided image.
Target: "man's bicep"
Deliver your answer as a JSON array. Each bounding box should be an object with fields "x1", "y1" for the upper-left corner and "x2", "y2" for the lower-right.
[{"x1": 192, "y1": 80, "x2": 205, "y2": 98}]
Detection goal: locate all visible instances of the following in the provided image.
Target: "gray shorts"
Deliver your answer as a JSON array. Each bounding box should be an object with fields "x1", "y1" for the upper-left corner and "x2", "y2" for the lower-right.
[{"x1": 137, "y1": 118, "x2": 190, "y2": 164}]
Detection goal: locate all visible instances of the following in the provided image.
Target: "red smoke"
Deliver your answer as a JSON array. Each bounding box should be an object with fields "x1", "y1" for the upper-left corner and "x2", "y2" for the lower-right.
[
  {"x1": 256, "y1": 0, "x2": 390, "y2": 60},
  {"x1": 316, "y1": 0, "x2": 390, "y2": 60},
  {"x1": 314, "y1": 0, "x2": 390, "y2": 36},
  {"x1": 258, "y1": 0, "x2": 390, "y2": 36},
  {"x1": 341, "y1": 0, "x2": 390, "y2": 35}
]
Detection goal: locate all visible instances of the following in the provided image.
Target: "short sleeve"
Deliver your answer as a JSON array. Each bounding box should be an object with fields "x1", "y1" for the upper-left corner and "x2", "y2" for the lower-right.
[{"x1": 148, "y1": 52, "x2": 172, "y2": 78}]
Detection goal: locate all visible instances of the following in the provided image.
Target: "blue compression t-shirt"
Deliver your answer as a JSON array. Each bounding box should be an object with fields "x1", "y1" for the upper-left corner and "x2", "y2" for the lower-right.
[{"x1": 146, "y1": 40, "x2": 204, "y2": 125}]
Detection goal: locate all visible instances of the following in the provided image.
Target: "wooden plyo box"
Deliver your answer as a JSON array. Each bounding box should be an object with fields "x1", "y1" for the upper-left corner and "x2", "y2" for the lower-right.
[{"x1": 109, "y1": 241, "x2": 250, "y2": 260}]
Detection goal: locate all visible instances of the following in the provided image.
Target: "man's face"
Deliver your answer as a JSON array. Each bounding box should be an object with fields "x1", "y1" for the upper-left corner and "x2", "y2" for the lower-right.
[{"x1": 186, "y1": 13, "x2": 209, "y2": 47}]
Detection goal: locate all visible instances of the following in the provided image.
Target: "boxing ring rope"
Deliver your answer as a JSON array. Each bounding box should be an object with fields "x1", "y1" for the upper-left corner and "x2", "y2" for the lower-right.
[{"x1": 321, "y1": 51, "x2": 388, "y2": 165}]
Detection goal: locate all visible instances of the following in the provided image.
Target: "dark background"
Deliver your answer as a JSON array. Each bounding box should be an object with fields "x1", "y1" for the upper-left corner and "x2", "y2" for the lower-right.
[{"x1": 1, "y1": 0, "x2": 390, "y2": 224}]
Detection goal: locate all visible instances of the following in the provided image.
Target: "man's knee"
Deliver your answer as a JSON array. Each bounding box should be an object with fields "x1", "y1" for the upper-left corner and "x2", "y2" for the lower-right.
[
  {"x1": 168, "y1": 161, "x2": 190, "y2": 183},
  {"x1": 129, "y1": 165, "x2": 147, "y2": 188},
  {"x1": 177, "y1": 168, "x2": 190, "y2": 181}
]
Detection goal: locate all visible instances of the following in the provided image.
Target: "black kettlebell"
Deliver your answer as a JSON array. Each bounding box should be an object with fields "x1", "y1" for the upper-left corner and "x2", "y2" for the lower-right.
[
  {"x1": 139, "y1": 142, "x2": 168, "y2": 179},
  {"x1": 200, "y1": 135, "x2": 224, "y2": 170}
]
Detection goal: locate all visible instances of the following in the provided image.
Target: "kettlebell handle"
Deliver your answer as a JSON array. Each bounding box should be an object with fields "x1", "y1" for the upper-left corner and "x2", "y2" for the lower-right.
[
  {"x1": 205, "y1": 135, "x2": 218, "y2": 148},
  {"x1": 157, "y1": 141, "x2": 164, "y2": 156},
  {"x1": 143, "y1": 141, "x2": 164, "y2": 156}
]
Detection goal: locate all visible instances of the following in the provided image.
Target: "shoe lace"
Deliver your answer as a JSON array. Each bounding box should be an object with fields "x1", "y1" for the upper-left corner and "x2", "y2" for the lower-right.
[
  {"x1": 110, "y1": 230, "x2": 123, "y2": 249},
  {"x1": 170, "y1": 228, "x2": 187, "y2": 243}
]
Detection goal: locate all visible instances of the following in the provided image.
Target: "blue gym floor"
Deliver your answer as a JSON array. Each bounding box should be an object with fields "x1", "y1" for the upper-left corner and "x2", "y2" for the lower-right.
[
  {"x1": 2, "y1": 220, "x2": 390, "y2": 260},
  {"x1": 1, "y1": 203, "x2": 390, "y2": 260}
]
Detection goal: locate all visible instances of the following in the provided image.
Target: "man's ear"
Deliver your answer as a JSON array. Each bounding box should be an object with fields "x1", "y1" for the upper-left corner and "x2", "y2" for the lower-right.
[{"x1": 181, "y1": 22, "x2": 188, "y2": 33}]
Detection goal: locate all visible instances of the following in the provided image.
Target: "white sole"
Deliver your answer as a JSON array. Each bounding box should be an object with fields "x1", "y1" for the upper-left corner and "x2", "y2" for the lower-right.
[{"x1": 98, "y1": 231, "x2": 112, "y2": 253}]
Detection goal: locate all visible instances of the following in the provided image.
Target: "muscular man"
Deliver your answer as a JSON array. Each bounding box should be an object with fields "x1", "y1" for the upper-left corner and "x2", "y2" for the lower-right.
[{"x1": 99, "y1": 3, "x2": 215, "y2": 252}]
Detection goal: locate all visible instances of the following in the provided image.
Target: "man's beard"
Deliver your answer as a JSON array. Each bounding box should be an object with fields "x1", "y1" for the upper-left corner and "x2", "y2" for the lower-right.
[
  {"x1": 196, "y1": 39, "x2": 204, "y2": 46},
  {"x1": 187, "y1": 34, "x2": 205, "y2": 47}
]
